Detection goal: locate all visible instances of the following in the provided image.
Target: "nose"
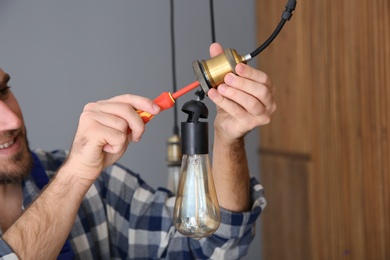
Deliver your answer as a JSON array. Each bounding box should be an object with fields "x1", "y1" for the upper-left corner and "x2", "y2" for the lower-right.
[{"x1": 0, "y1": 100, "x2": 23, "y2": 131}]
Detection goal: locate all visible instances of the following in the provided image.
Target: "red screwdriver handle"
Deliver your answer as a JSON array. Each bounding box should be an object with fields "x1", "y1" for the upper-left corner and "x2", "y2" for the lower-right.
[
  {"x1": 128, "y1": 92, "x2": 175, "y2": 134},
  {"x1": 137, "y1": 91, "x2": 175, "y2": 122},
  {"x1": 136, "y1": 110, "x2": 155, "y2": 124},
  {"x1": 128, "y1": 81, "x2": 199, "y2": 134}
]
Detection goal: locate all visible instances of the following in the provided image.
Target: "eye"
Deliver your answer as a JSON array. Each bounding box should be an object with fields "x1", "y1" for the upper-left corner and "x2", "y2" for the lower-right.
[{"x1": 0, "y1": 86, "x2": 11, "y2": 100}]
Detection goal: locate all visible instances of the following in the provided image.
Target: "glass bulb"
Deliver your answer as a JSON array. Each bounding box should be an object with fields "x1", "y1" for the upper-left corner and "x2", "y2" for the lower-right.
[
  {"x1": 173, "y1": 154, "x2": 220, "y2": 239},
  {"x1": 167, "y1": 165, "x2": 181, "y2": 194}
]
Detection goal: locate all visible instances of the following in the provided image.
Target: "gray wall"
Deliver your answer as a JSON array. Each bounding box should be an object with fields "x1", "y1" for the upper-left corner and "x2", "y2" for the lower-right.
[{"x1": 0, "y1": 1, "x2": 262, "y2": 259}]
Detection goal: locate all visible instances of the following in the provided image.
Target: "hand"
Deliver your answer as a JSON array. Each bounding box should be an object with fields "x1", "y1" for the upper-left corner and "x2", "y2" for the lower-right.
[
  {"x1": 207, "y1": 43, "x2": 276, "y2": 143},
  {"x1": 64, "y1": 94, "x2": 161, "y2": 182}
]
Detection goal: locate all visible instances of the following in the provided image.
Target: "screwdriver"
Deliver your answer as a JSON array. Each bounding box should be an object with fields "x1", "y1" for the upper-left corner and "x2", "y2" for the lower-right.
[{"x1": 128, "y1": 80, "x2": 200, "y2": 133}]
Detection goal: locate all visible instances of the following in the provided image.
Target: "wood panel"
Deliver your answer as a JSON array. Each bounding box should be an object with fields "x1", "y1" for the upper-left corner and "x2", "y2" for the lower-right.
[
  {"x1": 260, "y1": 153, "x2": 311, "y2": 260},
  {"x1": 257, "y1": 0, "x2": 390, "y2": 259}
]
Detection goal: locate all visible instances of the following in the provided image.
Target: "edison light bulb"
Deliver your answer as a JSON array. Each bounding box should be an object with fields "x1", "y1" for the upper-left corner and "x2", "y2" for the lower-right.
[
  {"x1": 174, "y1": 154, "x2": 220, "y2": 238},
  {"x1": 173, "y1": 99, "x2": 220, "y2": 239}
]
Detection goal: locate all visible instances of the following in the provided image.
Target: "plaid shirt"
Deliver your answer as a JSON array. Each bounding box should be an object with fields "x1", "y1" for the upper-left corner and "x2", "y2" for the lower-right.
[{"x1": 0, "y1": 149, "x2": 266, "y2": 259}]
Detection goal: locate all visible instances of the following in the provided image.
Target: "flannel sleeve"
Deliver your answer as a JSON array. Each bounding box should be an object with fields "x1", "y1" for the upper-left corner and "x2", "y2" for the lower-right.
[
  {"x1": 101, "y1": 163, "x2": 266, "y2": 259},
  {"x1": 0, "y1": 238, "x2": 19, "y2": 259},
  {"x1": 165, "y1": 177, "x2": 266, "y2": 259}
]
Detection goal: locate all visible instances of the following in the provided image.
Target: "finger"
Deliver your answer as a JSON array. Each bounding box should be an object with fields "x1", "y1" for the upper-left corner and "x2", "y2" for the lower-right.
[
  {"x1": 235, "y1": 63, "x2": 273, "y2": 90},
  {"x1": 209, "y1": 87, "x2": 274, "y2": 128},
  {"x1": 207, "y1": 87, "x2": 247, "y2": 118},
  {"x1": 107, "y1": 94, "x2": 161, "y2": 115},
  {"x1": 209, "y1": 42, "x2": 224, "y2": 58},
  {"x1": 82, "y1": 107, "x2": 129, "y2": 135},
  {"x1": 76, "y1": 111, "x2": 129, "y2": 154},
  {"x1": 216, "y1": 84, "x2": 267, "y2": 117},
  {"x1": 94, "y1": 122, "x2": 128, "y2": 154},
  {"x1": 84, "y1": 101, "x2": 145, "y2": 142},
  {"x1": 224, "y1": 72, "x2": 275, "y2": 110}
]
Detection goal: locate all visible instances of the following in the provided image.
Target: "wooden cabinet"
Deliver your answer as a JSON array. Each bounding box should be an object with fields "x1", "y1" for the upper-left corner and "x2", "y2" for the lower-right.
[{"x1": 256, "y1": 0, "x2": 390, "y2": 259}]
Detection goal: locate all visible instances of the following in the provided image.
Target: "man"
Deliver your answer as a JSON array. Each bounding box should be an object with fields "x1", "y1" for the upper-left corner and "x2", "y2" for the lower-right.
[{"x1": 0, "y1": 43, "x2": 276, "y2": 259}]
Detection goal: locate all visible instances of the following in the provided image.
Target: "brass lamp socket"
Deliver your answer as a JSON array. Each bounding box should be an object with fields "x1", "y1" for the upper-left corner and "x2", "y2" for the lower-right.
[{"x1": 192, "y1": 48, "x2": 246, "y2": 95}]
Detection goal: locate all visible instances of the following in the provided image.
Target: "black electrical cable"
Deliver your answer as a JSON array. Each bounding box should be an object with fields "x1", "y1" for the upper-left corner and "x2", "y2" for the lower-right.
[
  {"x1": 249, "y1": 19, "x2": 286, "y2": 58},
  {"x1": 248, "y1": 0, "x2": 297, "y2": 59},
  {"x1": 194, "y1": 0, "x2": 216, "y2": 101},
  {"x1": 170, "y1": 0, "x2": 179, "y2": 135},
  {"x1": 209, "y1": 0, "x2": 216, "y2": 43}
]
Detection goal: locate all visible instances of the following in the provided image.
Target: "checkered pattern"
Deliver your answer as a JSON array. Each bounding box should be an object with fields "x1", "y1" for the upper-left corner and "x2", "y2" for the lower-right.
[{"x1": 0, "y1": 149, "x2": 266, "y2": 259}]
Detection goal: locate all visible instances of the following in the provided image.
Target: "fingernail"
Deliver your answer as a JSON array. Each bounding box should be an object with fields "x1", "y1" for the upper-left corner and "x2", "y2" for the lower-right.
[
  {"x1": 218, "y1": 84, "x2": 227, "y2": 93},
  {"x1": 225, "y1": 74, "x2": 234, "y2": 84},
  {"x1": 153, "y1": 104, "x2": 161, "y2": 112},
  {"x1": 207, "y1": 89, "x2": 217, "y2": 98},
  {"x1": 236, "y1": 63, "x2": 245, "y2": 74}
]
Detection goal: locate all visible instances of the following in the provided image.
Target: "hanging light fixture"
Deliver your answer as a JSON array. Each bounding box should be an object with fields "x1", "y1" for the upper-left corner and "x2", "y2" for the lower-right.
[
  {"x1": 166, "y1": 134, "x2": 182, "y2": 194},
  {"x1": 165, "y1": 0, "x2": 182, "y2": 194},
  {"x1": 173, "y1": 100, "x2": 220, "y2": 239}
]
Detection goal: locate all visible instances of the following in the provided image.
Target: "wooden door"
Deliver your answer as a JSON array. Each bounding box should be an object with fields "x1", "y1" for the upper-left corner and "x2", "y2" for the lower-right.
[{"x1": 256, "y1": 0, "x2": 390, "y2": 259}]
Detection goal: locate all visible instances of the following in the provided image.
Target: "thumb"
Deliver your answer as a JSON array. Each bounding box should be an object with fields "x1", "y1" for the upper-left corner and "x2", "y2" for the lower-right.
[{"x1": 209, "y1": 42, "x2": 224, "y2": 57}]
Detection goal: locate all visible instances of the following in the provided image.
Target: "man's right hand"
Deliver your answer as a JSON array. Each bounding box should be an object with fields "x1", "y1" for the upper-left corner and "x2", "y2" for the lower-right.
[{"x1": 63, "y1": 94, "x2": 161, "y2": 184}]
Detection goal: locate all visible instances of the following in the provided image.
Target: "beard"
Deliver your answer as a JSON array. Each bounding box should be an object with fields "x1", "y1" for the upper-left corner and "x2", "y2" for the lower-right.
[{"x1": 0, "y1": 129, "x2": 33, "y2": 184}]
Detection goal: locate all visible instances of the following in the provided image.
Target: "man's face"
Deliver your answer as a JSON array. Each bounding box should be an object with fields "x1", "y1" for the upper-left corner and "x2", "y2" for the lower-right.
[{"x1": 0, "y1": 68, "x2": 32, "y2": 183}]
